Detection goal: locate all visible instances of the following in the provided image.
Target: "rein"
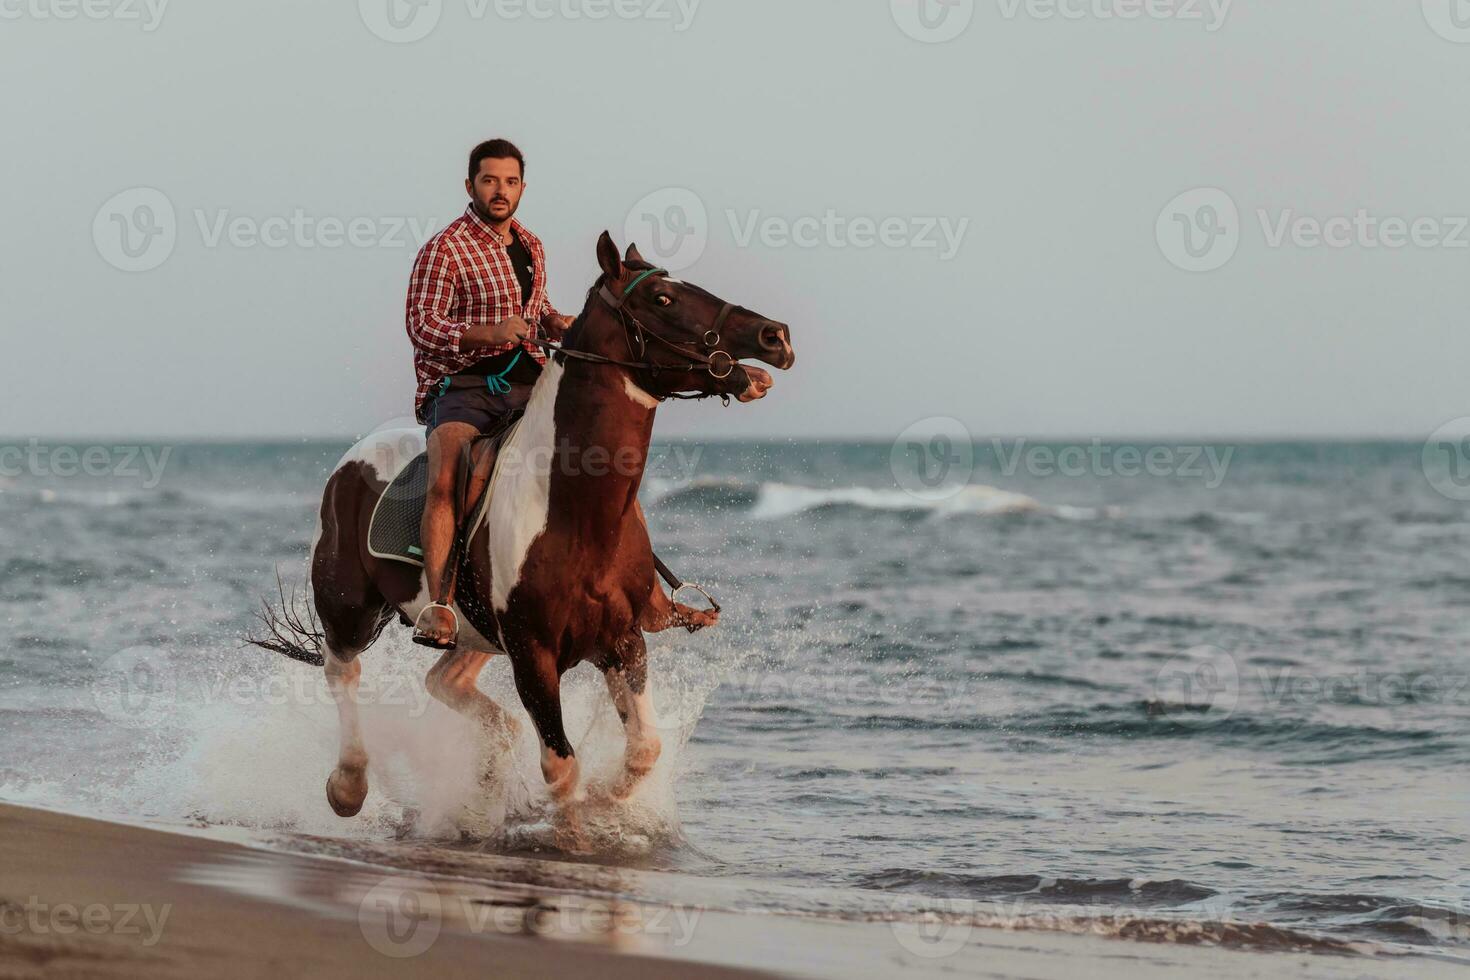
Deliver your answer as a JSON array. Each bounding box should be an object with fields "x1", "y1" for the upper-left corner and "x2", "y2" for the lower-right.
[{"x1": 525, "y1": 267, "x2": 738, "y2": 404}]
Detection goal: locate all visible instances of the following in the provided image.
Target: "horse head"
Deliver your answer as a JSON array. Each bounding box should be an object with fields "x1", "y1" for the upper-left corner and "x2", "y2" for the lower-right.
[{"x1": 567, "y1": 231, "x2": 795, "y2": 404}]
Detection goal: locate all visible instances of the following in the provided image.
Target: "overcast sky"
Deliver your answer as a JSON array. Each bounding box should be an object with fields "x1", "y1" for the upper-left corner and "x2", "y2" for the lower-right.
[{"x1": 2, "y1": 0, "x2": 1467, "y2": 440}]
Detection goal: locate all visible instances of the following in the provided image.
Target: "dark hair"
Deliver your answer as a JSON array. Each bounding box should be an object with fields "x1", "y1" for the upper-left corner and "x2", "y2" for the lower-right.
[{"x1": 468, "y1": 139, "x2": 525, "y2": 181}]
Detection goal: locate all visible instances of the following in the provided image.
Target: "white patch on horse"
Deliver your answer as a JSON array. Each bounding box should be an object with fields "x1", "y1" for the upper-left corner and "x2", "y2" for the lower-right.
[
  {"x1": 488, "y1": 361, "x2": 564, "y2": 614},
  {"x1": 333, "y1": 427, "x2": 425, "y2": 484},
  {"x1": 621, "y1": 372, "x2": 660, "y2": 409},
  {"x1": 312, "y1": 427, "x2": 426, "y2": 585}
]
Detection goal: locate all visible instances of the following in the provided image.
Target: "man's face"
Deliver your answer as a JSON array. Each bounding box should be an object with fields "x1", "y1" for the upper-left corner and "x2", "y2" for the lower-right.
[{"x1": 466, "y1": 156, "x2": 524, "y2": 225}]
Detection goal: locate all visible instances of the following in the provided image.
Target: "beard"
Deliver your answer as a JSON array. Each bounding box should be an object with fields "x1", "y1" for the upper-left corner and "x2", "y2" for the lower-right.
[{"x1": 473, "y1": 195, "x2": 518, "y2": 224}]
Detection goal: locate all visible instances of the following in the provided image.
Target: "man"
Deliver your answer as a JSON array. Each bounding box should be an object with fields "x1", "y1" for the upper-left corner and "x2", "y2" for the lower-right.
[{"x1": 405, "y1": 138, "x2": 574, "y2": 648}]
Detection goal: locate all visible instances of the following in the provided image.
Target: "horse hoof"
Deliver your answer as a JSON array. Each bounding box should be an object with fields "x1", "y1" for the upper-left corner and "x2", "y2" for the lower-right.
[{"x1": 326, "y1": 767, "x2": 368, "y2": 818}]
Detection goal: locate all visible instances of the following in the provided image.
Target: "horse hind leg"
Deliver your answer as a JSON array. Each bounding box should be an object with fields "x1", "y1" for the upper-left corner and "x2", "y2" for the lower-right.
[
  {"x1": 425, "y1": 648, "x2": 521, "y2": 756},
  {"x1": 319, "y1": 601, "x2": 392, "y2": 818},
  {"x1": 324, "y1": 647, "x2": 370, "y2": 817}
]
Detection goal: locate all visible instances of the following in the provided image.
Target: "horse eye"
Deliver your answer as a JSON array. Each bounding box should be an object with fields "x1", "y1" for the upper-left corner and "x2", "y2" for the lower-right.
[{"x1": 655, "y1": 294, "x2": 673, "y2": 307}]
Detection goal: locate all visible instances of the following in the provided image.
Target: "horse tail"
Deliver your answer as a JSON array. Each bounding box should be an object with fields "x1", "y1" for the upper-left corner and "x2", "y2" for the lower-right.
[{"x1": 244, "y1": 570, "x2": 327, "y2": 667}]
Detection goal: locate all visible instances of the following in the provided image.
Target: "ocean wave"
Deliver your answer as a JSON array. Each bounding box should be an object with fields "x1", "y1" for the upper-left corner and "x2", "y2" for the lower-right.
[
  {"x1": 853, "y1": 869, "x2": 1217, "y2": 906},
  {"x1": 646, "y1": 477, "x2": 1112, "y2": 521},
  {"x1": 853, "y1": 869, "x2": 1466, "y2": 952}
]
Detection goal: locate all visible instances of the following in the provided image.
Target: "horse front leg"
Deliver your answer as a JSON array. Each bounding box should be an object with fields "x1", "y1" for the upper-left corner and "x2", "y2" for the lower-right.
[
  {"x1": 603, "y1": 633, "x2": 661, "y2": 800},
  {"x1": 509, "y1": 648, "x2": 580, "y2": 808}
]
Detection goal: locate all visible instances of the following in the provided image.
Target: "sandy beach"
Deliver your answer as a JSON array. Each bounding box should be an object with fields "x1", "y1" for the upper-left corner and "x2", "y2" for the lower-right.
[{"x1": 0, "y1": 803, "x2": 1461, "y2": 980}]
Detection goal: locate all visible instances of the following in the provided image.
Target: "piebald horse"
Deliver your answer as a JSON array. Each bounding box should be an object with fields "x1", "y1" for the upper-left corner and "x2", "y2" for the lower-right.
[{"x1": 263, "y1": 232, "x2": 795, "y2": 820}]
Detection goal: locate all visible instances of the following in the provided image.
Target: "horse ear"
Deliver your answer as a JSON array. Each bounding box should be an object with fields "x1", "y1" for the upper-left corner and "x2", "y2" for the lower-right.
[
  {"x1": 624, "y1": 242, "x2": 646, "y2": 265},
  {"x1": 596, "y1": 231, "x2": 623, "y2": 280}
]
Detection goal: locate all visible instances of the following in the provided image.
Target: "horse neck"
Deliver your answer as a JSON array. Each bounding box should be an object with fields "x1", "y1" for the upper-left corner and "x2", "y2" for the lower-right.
[{"x1": 523, "y1": 301, "x2": 658, "y2": 514}]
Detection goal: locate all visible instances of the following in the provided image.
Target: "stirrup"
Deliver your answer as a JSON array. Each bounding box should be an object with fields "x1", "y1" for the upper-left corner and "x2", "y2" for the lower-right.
[
  {"x1": 671, "y1": 582, "x2": 720, "y2": 613},
  {"x1": 412, "y1": 602, "x2": 459, "y2": 649}
]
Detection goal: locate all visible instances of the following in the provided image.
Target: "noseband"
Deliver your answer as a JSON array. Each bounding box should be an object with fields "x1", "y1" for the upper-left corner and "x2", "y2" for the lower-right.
[{"x1": 529, "y1": 267, "x2": 739, "y2": 403}]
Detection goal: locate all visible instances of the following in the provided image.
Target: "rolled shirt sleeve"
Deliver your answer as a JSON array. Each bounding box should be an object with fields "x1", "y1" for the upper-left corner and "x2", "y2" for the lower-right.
[
  {"x1": 405, "y1": 238, "x2": 467, "y2": 356},
  {"x1": 536, "y1": 295, "x2": 562, "y2": 331}
]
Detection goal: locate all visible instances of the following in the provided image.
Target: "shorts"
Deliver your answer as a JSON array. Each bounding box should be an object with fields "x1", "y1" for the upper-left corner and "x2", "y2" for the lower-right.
[{"x1": 425, "y1": 382, "x2": 534, "y2": 437}]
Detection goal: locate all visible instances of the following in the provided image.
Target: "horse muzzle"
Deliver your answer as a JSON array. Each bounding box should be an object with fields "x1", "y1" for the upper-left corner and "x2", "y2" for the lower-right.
[{"x1": 755, "y1": 321, "x2": 796, "y2": 371}]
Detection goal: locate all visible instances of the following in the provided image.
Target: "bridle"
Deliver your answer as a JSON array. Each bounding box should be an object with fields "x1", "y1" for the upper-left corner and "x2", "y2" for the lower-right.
[{"x1": 525, "y1": 266, "x2": 739, "y2": 404}]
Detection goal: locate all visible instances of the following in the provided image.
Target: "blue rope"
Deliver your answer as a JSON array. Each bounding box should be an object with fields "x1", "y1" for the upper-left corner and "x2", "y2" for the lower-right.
[{"x1": 484, "y1": 349, "x2": 522, "y2": 395}]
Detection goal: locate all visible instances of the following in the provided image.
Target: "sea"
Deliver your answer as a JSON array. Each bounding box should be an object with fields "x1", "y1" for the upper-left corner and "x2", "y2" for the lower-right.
[{"x1": 0, "y1": 436, "x2": 1466, "y2": 964}]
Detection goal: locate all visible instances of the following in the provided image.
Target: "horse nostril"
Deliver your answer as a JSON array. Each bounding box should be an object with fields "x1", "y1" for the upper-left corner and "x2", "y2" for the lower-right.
[{"x1": 758, "y1": 323, "x2": 789, "y2": 352}]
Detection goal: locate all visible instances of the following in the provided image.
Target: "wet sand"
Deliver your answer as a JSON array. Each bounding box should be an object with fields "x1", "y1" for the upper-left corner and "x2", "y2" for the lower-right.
[{"x1": 0, "y1": 802, "x2": 1461, "y2": 979}]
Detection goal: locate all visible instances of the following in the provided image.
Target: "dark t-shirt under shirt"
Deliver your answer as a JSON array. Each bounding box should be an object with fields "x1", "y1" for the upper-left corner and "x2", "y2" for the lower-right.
[{"x1": 459, "y1": 227, "x2": 541, "y2": 383}]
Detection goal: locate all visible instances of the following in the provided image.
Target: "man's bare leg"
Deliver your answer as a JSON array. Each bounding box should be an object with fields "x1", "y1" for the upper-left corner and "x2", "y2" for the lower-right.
[{"x1": 415, "y1": 420, "x2": 478, "y2": 648}]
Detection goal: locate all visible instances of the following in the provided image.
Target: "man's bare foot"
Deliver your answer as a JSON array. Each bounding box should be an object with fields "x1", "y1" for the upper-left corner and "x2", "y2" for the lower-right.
[
  {"x1": 412, "y1": 603, "x2": 458, "y2": 649},
  {"x1": 677, "y1": 602, "x2": 720, "y2": 633}
]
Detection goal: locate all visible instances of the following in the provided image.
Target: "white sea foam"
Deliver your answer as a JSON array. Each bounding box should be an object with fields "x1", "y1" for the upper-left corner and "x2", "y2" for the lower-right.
[{"x1": 750, "y1": 482, "x2": 1051, "y2": 520}]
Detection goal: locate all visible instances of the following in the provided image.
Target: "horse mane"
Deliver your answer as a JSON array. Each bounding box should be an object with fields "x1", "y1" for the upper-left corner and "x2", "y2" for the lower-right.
[{"x1": 557, "y1": 257, "x2": 660, "y2": 358}]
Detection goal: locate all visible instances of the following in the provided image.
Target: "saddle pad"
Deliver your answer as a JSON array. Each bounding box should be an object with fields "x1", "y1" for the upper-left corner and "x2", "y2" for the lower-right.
[
  {"x1": 365, "y1": 416, "x2": 524, "y2": 568},
  {"x1": 367, "y1": 452, "x2": 429, "y2": 567}
]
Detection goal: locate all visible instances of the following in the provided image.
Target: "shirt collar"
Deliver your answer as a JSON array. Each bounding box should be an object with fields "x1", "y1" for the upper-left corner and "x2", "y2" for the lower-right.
[{"x1": 463, "y1": 205, "x2": 523, "y2": 248}]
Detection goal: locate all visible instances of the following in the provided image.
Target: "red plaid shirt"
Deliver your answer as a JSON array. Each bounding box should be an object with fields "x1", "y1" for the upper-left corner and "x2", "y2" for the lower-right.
[{"x1": 405, "y1": 206, "x2": 561, "y2": 421}]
